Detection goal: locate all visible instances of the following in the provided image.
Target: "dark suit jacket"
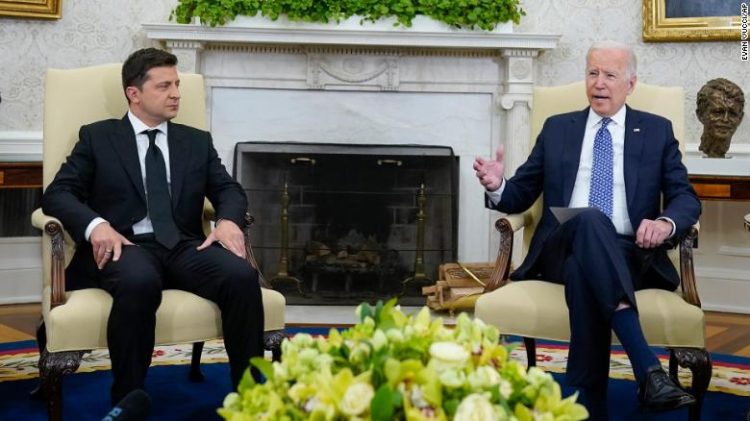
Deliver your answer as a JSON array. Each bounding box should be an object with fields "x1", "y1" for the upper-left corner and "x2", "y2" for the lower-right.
[
  {"x1": 41, "y1": 116, "x2": 247, "y2": 289},
  {"x1": 488, "y1": 106, "x2": 701, "y2": 288}
]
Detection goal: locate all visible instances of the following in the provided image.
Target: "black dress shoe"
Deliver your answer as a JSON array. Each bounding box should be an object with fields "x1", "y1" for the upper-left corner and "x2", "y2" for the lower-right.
[{"x1": 637, "y1": 365, "x2": 696, "y2": 411}]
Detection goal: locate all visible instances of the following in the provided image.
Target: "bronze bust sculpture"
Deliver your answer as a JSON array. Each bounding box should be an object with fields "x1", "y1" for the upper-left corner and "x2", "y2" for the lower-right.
[{"x1": 696, "y1": 78, "x2": 745, "y2": 158}]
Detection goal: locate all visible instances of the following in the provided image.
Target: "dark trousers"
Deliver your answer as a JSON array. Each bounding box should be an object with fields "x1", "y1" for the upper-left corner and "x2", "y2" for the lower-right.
[
  {"x1": 536, "y1": 209, "x2": 670, "y2": 389},
  {"x1": 97, "y1": 235, "x2": 264, "y2": 404}
]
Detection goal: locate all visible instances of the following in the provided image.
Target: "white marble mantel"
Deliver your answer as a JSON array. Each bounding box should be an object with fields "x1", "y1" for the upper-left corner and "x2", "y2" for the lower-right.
[
  {"x1": 142, "y1": 20, "x2": 559, "y2": 50},
  {"x1": 144, "y1": 21, "x2": 560, "y2": 263}
]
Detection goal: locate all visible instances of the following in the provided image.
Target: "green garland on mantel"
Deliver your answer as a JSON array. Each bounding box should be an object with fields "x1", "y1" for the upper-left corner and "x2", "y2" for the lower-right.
[{"x1": 171, "y1": 0, "x2": 525, "y2": 31}]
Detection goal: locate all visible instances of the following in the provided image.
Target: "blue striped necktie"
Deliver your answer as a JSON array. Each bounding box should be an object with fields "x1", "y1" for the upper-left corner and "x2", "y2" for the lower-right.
[{"x1": 588, "y1": 117, "x2": 613, "y2": 218}]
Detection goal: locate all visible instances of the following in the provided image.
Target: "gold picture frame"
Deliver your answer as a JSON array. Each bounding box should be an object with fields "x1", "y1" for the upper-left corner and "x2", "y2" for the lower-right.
[
  {"x1": 0, "y1": 0, "x2": 61, "y2": 19},
  {"x1": 643, "y1": 0, "x2": 742, "y2": 42}
]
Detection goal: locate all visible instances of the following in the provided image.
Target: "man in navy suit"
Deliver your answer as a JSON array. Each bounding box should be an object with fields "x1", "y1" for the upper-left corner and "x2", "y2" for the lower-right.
[
  {"x1": 474, "y1": 41, "x2": 700, "y2": 419},
  {"x1": 42, "y1": 48, "x2": 264, "y2": 404}
]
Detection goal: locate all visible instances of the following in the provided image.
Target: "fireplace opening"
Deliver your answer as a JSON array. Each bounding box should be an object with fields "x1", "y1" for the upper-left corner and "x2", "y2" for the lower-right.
[{"x1": 235, "y1": 142, "x2": 458, "y2": 305}]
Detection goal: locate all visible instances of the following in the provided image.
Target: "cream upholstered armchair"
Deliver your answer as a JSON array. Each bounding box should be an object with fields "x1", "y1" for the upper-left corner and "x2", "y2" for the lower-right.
[
  {"x1": 31, "y1": 63, "x2": 286, "y2": 420},
  {"x1": 475, "y1": 82, "x2": 710, "y2": 420}
]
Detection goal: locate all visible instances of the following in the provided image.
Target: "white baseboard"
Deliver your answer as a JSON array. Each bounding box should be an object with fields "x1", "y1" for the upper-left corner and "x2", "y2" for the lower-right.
[
  {"x1": 695, "y1": 267, "x2": 750, "y2": 314},
  {"x1": 0, "y1": 268, "x2": 42, "y2": 304},
  {"x1": 0, "y1": 237, "x2": 43, "y2": 304},
  {"x1": 0, "y1": 295, "x2": 41, "y2": 305}
]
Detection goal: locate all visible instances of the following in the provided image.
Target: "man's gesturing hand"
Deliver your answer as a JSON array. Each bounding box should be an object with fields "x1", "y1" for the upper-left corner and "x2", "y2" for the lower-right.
[
  {"x1": 198, "y1": 219, "x2": 246, "y2": 258},
  {"x1": 473, "y1": 145, "x2": 505, "y2": 192},
  {"x1": 90, "y1": 223, "x2": 134, "y2": 269}
]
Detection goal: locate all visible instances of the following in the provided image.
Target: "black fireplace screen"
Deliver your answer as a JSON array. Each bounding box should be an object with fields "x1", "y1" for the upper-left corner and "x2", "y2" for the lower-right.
[{"x1": 234, "y1": 142, "x2": 458, "y2": 305}]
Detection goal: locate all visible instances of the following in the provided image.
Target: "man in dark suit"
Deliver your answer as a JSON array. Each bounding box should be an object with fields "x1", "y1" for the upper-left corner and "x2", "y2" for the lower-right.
[
  {"x1": 474, "y1": 41, "x2": 700, "y2": 419},
  {"x1": 41, "y1": 48, "x2": 264, "y2": 404}
]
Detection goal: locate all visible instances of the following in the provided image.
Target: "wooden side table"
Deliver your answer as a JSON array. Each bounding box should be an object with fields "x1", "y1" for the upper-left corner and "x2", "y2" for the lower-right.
[
  {"x1": 689, "y1": 174, "x2": 750, "y2": 232},
  {"x1": 0, "y1": 162, "x2": 42, "y2": 189},
  {"x1": 0, "y1": 162, "x2": 43, "y2": 237},
  {"x1": 689, "y1": 174, "x2": 750, "y2": 201}
]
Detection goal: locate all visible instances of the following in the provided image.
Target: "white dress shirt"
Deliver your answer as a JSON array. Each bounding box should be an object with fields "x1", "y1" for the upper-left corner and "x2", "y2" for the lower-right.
[
  {"x1": 568, "y1": 106, "x2": 632, "y2": 235},
  {"x1": 84, "y1": 112, "x2": 171, "y2": 240}
]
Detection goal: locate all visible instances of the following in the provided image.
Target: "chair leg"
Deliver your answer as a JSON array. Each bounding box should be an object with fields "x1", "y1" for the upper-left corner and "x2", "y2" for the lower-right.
[
  {"x1": 30, "y1": 319, "x2": 47, "y2": 400},
  {"x1": 264, "y1": 330, "x2": 286, "y2": 362},
  {"x1": 523, "y1": 337, "x2": 537, "y2": 368},
  {"x1": 37, "y1": 348, "x2": 84, "y2": 421},
  {"x1": 189, "y1": 342, "x2": 205, "y2": 382},
  {"x1": 670, "y1": 347, "x2": 711, "y2": 421}
]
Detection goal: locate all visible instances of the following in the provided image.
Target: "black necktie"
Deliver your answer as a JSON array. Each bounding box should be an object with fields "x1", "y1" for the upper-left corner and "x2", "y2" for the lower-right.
[{"x1": 144, "y1": 130, "x2": 180, "y2": 249}]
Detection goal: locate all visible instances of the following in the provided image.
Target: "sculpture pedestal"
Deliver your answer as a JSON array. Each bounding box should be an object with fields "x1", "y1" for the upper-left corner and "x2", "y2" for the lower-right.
[{"x1": 686, "y1": 155, "x2": 750, "y2": 177}]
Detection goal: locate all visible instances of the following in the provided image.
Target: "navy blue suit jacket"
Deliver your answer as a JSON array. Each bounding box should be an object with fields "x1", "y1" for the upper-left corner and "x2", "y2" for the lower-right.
[
  {"x1": 41, "y1": 116, "x2": 247, "y2": 289},
  {"x1": 488, "y1": 106, "x2": 701, "y2": 288}
]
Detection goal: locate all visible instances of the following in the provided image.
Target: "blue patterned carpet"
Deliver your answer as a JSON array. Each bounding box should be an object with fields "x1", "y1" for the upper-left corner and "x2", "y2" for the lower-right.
[{"x1": 0, "y1": 329, "x2": 748, "y2": 420}]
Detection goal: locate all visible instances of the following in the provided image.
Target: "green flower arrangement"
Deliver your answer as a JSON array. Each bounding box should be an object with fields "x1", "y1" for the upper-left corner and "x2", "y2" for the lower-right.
[
  {"x1": 219, "y1": 299, "x2": 588, "y2": 420},
  {"x1": 171, "y1": 0, "x2": 524, "y2": 30}
]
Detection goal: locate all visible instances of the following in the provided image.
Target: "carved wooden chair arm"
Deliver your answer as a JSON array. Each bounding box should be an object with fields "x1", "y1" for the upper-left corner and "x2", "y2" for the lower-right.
[
  {"x1": 499, "y1": 212, "x2": 530, "y2": 233},
  {"x1": 241, "y1": 212, "x2": 271, "y2": 289},
  {"x1": 678, "y1": 224, "x2": 701, "y2": 308},
  {"x1": 32, "y1": 208, "x2": 68, "y2": 309},
  {"x1": 484, "y1": 211, "x2": 533, "y2": 293}
]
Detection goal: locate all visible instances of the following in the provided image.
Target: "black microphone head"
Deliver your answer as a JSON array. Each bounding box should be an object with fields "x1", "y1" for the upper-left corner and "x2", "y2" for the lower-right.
[{"x1": 102, "y1": 389, "x2": 151, "y2": 421}]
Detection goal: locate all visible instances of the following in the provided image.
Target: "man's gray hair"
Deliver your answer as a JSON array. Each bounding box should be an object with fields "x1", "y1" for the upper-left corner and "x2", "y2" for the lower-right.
[{"x1": 587, "y1": 41, "x2": 637, "y2": 78}]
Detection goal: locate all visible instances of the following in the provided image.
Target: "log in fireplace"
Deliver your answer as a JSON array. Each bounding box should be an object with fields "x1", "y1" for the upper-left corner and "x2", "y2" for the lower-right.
[{"x1": 235, "y1": 142, "x2": 458, "y2": 305}]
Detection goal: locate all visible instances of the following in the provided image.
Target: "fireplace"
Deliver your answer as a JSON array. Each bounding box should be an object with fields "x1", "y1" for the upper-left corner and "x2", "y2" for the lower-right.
[
  {"x1": 144, "y1": 21, "x2": 559, "y2": 283},
  {"x1": 236, "y1": 142, "x2": 457, "y2": 304}
]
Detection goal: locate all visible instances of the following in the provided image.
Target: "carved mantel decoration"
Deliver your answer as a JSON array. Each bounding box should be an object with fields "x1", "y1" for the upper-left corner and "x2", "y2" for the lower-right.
[
  {"x1": 306, "y1": 49, "x2": 401, "y2": 91},
  {"x1": 143, "y1": 21, "x2": 559, "y2": 262}
]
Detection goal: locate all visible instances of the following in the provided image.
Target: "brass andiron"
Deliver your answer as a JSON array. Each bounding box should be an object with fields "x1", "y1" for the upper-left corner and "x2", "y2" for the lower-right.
[
  {"x1": 402, "y1": 183, "x2": 431, "y2": 293},
  {"x1": 270, "y1": 181, "x2": 304, "y2": 294}
]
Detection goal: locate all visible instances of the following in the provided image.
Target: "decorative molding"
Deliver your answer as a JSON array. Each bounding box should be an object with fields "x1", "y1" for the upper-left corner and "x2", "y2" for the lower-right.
[
  {"x1": 499, "y1": 49, "x2": 536, "y2": 177},
  {"x1": 165, "y1": 40, "x2": 205, "y2": 50},
  {"x1": 499, "y1": 49, "x2": 537, "y2": 110},
  {"x1": 144, "y1": 22, "x2": 560, "y2": 51},
  {"x1": 307, "y1": 53, "x2": 399, "y2": 90},
  {"x1": 0, "y1": 131, "x2": 43, "y2": 161},
  {"x1": 208, "y1": 43, "x2": 501, "y2": 58},
  {"x1": 165, "y1": 40, "x2": 204, "y2": 73}
]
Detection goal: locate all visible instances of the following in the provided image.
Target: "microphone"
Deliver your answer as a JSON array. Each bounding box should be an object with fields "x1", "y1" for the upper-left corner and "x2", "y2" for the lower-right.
[{"x1": 102, "y1": 389, "x2": 151, "y2": 421}]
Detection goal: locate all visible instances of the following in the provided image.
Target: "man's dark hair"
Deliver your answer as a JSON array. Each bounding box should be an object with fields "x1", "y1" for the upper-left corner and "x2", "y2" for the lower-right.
[{"x1": 121, "y1": 48, "x2": 178, "y2": 100}]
